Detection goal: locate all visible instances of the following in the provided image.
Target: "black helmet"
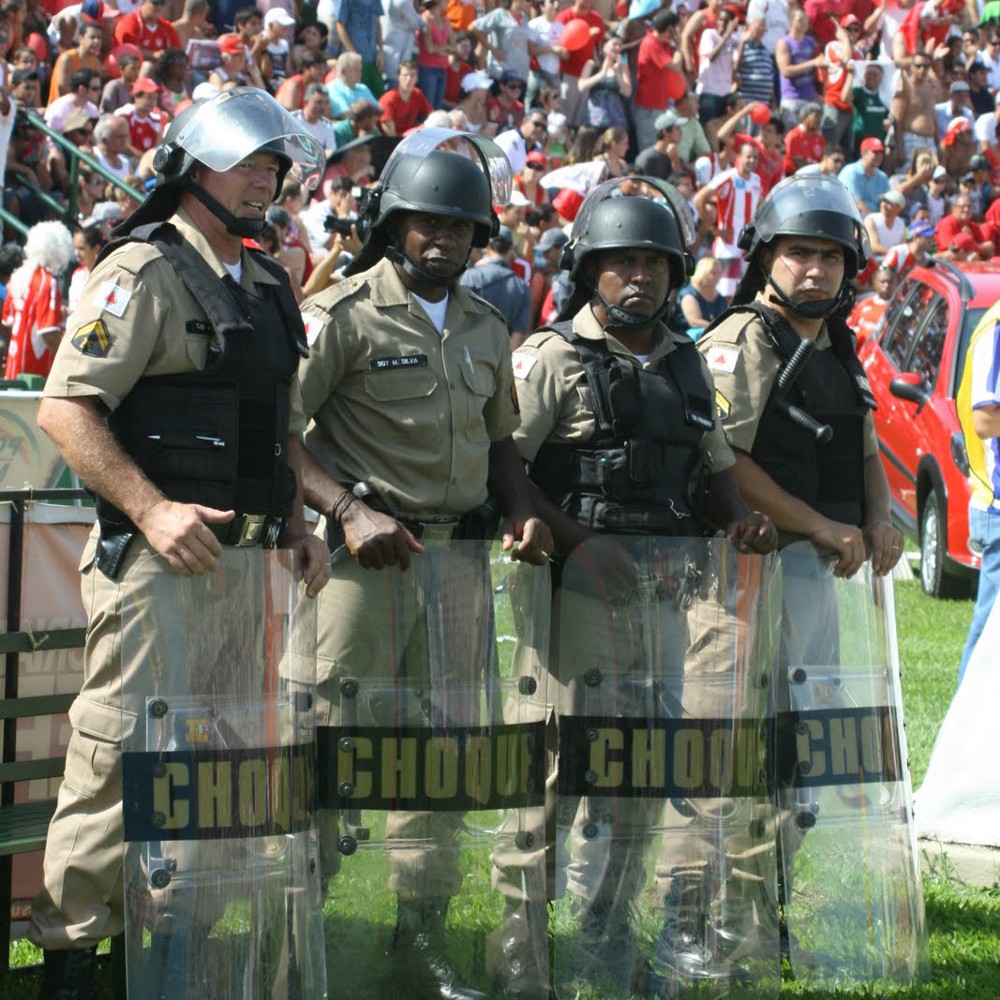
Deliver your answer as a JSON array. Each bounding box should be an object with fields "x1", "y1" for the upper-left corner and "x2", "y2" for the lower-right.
[
  {"x1": 345, "y1": 128, "x2": 512, "y2": 280},
  {"x1": 738, "y1": 174, "x2": 869, "y2": 276},
  {"x1": 563, "y1": 187, "x2": 692, "y2": 289},
  {"x1": 734, "y1": 174, "x2": 868, "y2": 318},
  {"x1": 120, "y1": 87, "x2": 324, "y2": 239},
  {"x1": 557, "y1": 176, "x2": 696, "y2": 325}
]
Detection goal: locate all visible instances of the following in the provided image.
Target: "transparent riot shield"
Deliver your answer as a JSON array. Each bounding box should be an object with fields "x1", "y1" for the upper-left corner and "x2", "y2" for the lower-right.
[
  {"x1": 552, "y1": 536, "x2": 781, "y2": 1000},
  {"x1": 313, "y1": 540, "x2": 550, "y2": 1000},
  {"x1": 120, "y1": 548, "x2": 325, "y2": 1000},
  {"x1": 774, "y1": 541, "x2": 928, "y2": 986}
]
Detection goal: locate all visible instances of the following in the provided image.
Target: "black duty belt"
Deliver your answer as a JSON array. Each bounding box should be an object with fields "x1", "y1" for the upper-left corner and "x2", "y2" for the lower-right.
[{"x1": 211, "y1": 513, "x2": 285, "y2": 548}]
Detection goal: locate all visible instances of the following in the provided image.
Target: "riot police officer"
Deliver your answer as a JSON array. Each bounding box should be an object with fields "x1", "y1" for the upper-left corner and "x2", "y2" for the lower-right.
[
  {"x1": 28, "y1": 88, "x2": 331, "y2": 998},
  {"x1": 504, "y1": 177, "x2": 777, "y2": 998},
  {"x1": 296, "y1": 129, "x2": 552, "y2": 1000},
  {"x1": 697, "y1": 174, "x2": 905, "y2": 970}
]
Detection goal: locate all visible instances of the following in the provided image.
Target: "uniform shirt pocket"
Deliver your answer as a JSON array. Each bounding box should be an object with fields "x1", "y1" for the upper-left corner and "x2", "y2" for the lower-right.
[{"x1": 460, "y1": 361, "x2": 497, "y2": 441}]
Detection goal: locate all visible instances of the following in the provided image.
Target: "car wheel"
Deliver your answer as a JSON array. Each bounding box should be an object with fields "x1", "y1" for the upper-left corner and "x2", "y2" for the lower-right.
[{"x1": 919, "y1": 486, "x2": 968, "y2": 599}]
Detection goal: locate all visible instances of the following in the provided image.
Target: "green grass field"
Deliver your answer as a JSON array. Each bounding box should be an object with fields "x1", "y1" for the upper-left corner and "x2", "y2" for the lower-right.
[{"x1": 5, "y1": 576, "x2": 997, "y2": 999}]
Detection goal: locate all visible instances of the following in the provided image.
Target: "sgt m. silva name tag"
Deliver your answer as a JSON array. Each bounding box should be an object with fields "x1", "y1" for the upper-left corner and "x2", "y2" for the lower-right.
[{"x1": 369, "y1": 355, "x2": 429, "y2": 371}]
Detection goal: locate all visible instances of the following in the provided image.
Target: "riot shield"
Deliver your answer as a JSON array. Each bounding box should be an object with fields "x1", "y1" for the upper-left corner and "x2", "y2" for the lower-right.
[
  {"x1": 313, "y1": 540, "x2": 550, "y2": 1000},
  {"x1": 553, "y1": 536, "x2": 781, "y2": 1000},
  {"x1": 773, "y1": 541, "x2": 928, "y2": 986},
  {"x1": 120, "y1": 548, "x2": 325, "y2": 1000}
]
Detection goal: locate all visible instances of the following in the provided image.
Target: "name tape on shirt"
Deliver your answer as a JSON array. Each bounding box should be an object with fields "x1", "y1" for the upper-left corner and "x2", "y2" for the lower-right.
[
  {"x1": 511, "y1": 352, "x2": 537, "y2": 379},
  {"x1": 93, "y1": 282, "x2": 132, "y2": 318},
  {"x1": 71, "y1": 319, "x2": 112, "y2": 358},
  {"x1": 706, "y1": 346, "x2": 739, "y2": 374},
  {"x1": 368, "y1": 355, "x2": 428, "y2": 371}
]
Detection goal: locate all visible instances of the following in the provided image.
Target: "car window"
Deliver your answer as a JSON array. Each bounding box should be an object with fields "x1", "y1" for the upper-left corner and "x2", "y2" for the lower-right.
[
  {"x1": 952, "y1": 307, "x2": 988, "y2": 397},
  {"x1": 879, "y1": 281, "x2": 926, "y2": 369},
  {"x1": 905, "y1": 291, "x2": 948, "y2": 391}
]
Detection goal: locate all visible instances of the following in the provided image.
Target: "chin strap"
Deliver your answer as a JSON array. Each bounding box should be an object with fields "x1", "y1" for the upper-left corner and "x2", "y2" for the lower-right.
[
  {"x1": 187, "y1": 181, "x2": 266, "y2": 238},
  {"x1": 764, "y1": 275, "x2": 848, "y2": 320},
  {"x1": 594, "y1": 286, "x2": 671, "y2": 330},
  {"x1": 385, "y1": 243, "x2": 468, "y2": 288}
]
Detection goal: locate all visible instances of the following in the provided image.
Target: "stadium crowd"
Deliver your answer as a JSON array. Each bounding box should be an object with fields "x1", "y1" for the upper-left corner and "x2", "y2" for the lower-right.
[{"x1": 1, "y1": 0, "x2": 1000, "y2": 377}]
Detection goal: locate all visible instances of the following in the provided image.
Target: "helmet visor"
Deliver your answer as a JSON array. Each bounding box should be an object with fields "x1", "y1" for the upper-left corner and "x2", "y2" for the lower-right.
[
  {"x1": 753, "y1": 175, "x2": 864, "y2": 247},
  {"x1": 173, "y1": 86, "x2": 325, "y2": 190},
  {"x1": 379, "y1": 127, "x2": 513, "y2": 207},
  {"x1": 570, "y1": 176, "x2": 698, "y2": 249}
]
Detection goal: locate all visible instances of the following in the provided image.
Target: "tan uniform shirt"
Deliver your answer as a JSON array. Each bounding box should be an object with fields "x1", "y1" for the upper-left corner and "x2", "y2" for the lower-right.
[
  {"x1": 44, "y1": 207, "x2": 306, "y2": 434},
  {"x1": 299, "y1": 257, "x2": 520, "y2": 516},
  {"x1": 508, "y1": 304, "x2": 736, "y2": 473},
  {"x1": 697, "y1": 306, "x2": 878, "y2": 458}
]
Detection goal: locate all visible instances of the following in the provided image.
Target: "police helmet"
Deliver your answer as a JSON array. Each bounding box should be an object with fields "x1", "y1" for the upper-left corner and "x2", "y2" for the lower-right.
[
  {"x1": 738, "y1": 174, "x2": 869, "y2": 276},
  {"x1": 152, "y1": 86, "x2": 324, "y2": 194},
  {"x1": 556, "y1": 177, "x2": 697, "y2": 324},
  {"x1": 346, "y1": 128, "x2": 513, "y2": 277}
]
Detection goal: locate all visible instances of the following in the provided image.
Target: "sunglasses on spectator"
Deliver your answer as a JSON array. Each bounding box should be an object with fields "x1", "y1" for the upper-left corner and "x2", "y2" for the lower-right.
[{"x1": 913, "y1": 60, "x2": 930, "y2": 68}]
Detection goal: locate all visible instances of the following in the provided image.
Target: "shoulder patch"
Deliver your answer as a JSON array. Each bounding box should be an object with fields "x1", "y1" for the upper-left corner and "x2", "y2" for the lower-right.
[
  {"x1": 511, "y1": 351, "x2": 538, "y2": 379},
  {"x1": 302, "y1": 312, "x2": 324, "y2": 347},
  {"x1": 92, "y1": 282, "x2": 132, "y2": 318},
  {"x1": 71, "y1": 319, "x2": 112, "y2": 358},
  {"x1": 705, "y1": 346, "x2": 739, "y2": 373}
]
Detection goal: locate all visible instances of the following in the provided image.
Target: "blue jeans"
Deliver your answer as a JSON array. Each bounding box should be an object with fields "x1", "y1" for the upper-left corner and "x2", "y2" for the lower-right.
[
  {"x1": 418, "y1": 65, "x2": 446, "y2": 110},
  {"x1": 958, "y1": 505, "x2": 1000, "y2": 683}
]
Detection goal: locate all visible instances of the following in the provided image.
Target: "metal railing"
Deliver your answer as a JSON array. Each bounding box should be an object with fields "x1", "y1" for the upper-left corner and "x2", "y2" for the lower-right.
[{"x1": 0, "y1": 109, "x2": 145, "y2": 238}]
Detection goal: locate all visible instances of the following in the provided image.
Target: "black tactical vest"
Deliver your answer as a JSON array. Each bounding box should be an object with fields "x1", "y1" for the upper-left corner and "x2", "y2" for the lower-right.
[
  {"x1": 715, "y1": 302, "x2": 875, "y2": 527},
  {"x1": 94, "y1": 222, "x2": 308, "y2": 575},
  {"x1": 529, "y1": 322, "x2": 715, "y2": 536}
]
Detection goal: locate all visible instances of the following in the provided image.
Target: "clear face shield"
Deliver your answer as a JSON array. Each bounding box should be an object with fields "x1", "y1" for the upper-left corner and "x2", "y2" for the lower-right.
[
  {"x1": 751, "y1": 175, "x2": 870, "y2": 262},
  {"x1": 569, "y1": 176, "x2": 698, "y2": 250},
  {"x1": 378, "y1": 126, "x2": 514, "y2": 207},
  {"x1": 173, "y1": 86, "x2": 325, "y2": 191}
]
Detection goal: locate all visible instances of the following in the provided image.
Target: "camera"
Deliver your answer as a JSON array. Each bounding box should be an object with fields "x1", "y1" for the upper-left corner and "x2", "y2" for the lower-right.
[{"x1": 324, "y1": 216, "x2": 355, "y2": 236}]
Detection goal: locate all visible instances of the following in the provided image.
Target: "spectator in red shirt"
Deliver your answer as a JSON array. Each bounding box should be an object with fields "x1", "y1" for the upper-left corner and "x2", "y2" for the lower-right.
[
  {"x1": 379, "y1": 60, "x2": 433, "y2": 134},
  {"x1": 783, "y1": 100, "x2": 826, "y2": 174},
  {"x1": 821, "y1": 20, "x2": 857, "y2": 156},
  {"x1": 115, "y1": 77, "x2": 166, "y2": 159},
  {"x1": 555, "y1": 0, "x2": 605, "y2": 128},
  {"x1": 112, "y1": 0, "x2": 181, "y2": 65},
  {"x1": 443, "y1": 32, "x2": 474, "y2": 107},
  {"x1": 2, "y1": 221, "x2": 74, "y2": 382},
  {"x1": 486, "y1": 68, "x2": 527, "y2": 131},
  {"x1": 937, "y1": 194, "x2": 996, "y2": 257},
  {"x1": 633, "y1": 9, "x2": 681, "y2": 152}
]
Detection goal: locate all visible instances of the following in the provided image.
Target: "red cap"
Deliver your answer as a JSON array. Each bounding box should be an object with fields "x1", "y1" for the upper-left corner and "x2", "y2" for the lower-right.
[
  {"x1": 943, "y1": 117, "x2": 971, "y2": 147},
  {"x1": 525, "y1": 151, "x2": 547, "y2": 167},
  {"x1": 839, "y1": 14, "x2": 861, "y2": 28},
  {"x1": 860, "y1": 137, "x2": 885, "y2": 153},
  {"x1": 552, "y1": 187, "x2": 584, "y2": 221},
  {"x1": 218, "y1": 34, "x2": 245, "y2": 55},
  {"x1": 952, "y1": 232, "x2": 978, "y2": 252},
  {"x1": 131, "y1": 77, "x2": 160, "y2": 96}
]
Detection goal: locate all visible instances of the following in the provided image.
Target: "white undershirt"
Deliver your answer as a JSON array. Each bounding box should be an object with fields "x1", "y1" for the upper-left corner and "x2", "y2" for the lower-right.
[
  {"x1": 222, "y1": 258, "x2": 243, "y2": 284},
  {"x1": 412, "y1": 291, "x2": 449, "y2": 334}
]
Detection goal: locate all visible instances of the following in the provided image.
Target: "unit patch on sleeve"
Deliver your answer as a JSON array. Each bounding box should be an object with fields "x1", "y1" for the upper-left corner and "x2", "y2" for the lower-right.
[
  {"x1": 705, "y1": 346, "x2": 739, "y2": 374},
  {"x1": 302, "y1": 313, "x2": 324, "y2": 347},
  {"x1": 92, "y1": 282, "x2": 132, "y2": 318},
  {"x1": 511, "y1": 352, "x2": 537, "y2": 379},
  {"x1": 71, "y1": 319, "x2": 112, "y2": 358}
]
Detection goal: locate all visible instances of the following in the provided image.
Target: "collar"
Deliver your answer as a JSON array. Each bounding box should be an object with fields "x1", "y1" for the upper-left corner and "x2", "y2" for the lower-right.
[
  {"x1": 571, "y1": 304, "x2": 685, "y2": 362},
  {"x1": 170, "y1": 207, "x2": 280, "y2": 290},
  {"x1": 368, "y1": 256, "x2": 480, "y2": 316}
]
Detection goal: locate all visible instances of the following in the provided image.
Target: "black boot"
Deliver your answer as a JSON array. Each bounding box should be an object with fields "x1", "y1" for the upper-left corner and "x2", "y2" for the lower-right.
[
  {"x1": 646, "y1": 875, "x2": 733, "y2": 995},
  {"x1": 496, "y1": 899, "x2": 555, "y2": 1000},
  {"x1": 393, "y1": 897, "x2": 493, "y2": 1000},
  {"x1": 38, "y1": 947, "x2": 98, "y2": 1000}
]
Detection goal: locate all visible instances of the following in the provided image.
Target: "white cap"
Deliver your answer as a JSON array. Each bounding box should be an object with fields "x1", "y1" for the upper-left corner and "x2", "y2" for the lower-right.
[
  {"x1": 264, "y1": 7, "x2": 296, "y2": 26},
  {"x1": 192, "y1": 81, "x2": 220, "y2": 102},
  {"x1": 506, "y1": 189, "x2": 531, "y2": 206},
  {"x1": 461, "y1": 70, "x2": 493, "y2": 93}
]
